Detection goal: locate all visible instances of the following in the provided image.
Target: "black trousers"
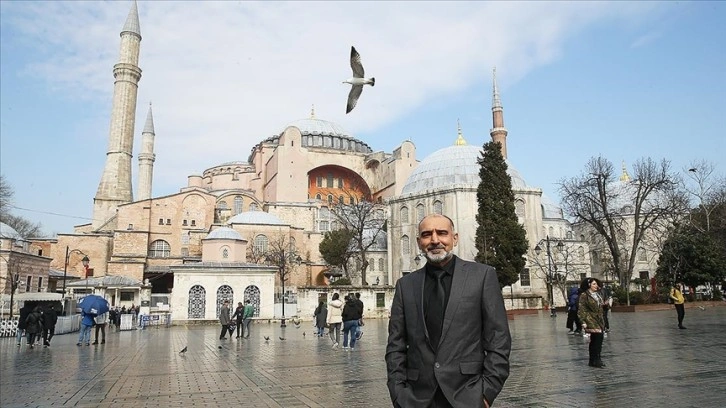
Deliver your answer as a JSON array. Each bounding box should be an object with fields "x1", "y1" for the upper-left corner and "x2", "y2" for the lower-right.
[
  {"x1": 235, "y1": 320, "x2": 244, "y2": 337},
  {"x1": 566, "y1": 310, "x2": 581, "y2": 331},
  {"x1": 588, "y1": 332, "x2": 604, "y2": 365},
  {"x1": 675, "y1": 304, "x2": 685, "y2": 326},
  {"x1": 95, "y1": 323, "x2": 106, "y2": 342},
  {"x1": 220, "y1": 325, "x2": 229, "y2": 339},
  {"x1": 42, "y1": 326, "x2": 56, "y2": 345}
]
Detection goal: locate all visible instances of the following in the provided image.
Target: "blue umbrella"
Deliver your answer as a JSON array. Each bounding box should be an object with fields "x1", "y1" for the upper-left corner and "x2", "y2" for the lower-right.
[{"x1": 78, "y1": 295, "x2": 110, "y2": 316}]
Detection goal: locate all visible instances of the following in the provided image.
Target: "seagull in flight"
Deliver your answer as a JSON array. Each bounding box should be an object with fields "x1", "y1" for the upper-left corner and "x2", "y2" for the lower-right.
[
  {"x1": 343, "y1": 46, "x2": 375, "y2": 114},
  {"x1": 179, "y1": 346, "x2": 187, "y2": 354}
]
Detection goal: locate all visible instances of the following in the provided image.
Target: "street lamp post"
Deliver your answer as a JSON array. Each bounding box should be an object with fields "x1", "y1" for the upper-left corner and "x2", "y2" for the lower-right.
[
  {"x1": 63, "y1": 246, "x2": 89, "y2": 300},
  {"x1": 534, "y1": 235, "x2": 564, "y2": 317},
  {"x1": 8, "y1": 271, "x2": 21, "y2": 320}
]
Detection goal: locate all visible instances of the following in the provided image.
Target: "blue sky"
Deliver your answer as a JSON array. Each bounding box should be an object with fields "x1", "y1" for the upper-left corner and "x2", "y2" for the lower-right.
[{"x1": 1, "y1": 1, "x2": 724, "y2": 237}]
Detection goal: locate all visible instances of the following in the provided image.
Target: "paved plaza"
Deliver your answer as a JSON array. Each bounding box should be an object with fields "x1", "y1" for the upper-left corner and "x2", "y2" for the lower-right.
[{"x1": 1, "y1": 305, "x2": 725, "y2": 408}]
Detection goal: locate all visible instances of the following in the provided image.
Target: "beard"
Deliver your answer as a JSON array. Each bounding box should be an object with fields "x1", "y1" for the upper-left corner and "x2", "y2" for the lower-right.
[{"x1": 423, "y1": 247, "x2": 453, "y2": 265}]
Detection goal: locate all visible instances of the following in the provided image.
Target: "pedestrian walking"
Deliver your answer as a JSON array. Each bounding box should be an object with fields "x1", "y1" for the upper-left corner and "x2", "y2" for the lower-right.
[
  {"x1": 386, "y1": 214, "x2": 511, "y2": 408},
  {"x1": 354, "y1": 292, "x2": 364, "y2": 340},
  {"x1": 313, "y1": 301, "x2": 327, "y2": 337},
  {"x1": 241, "y1": 300, "x2": 254, "y2": 338},
  {"x1": 42, "y1": 305, "x2": 58, "y2": 347},
  {"x1": 670, "y1": 283, "x2": 687, "y2": 329},
  {"x1": 25, "y1": 306, "x2": 44, "y2": 349},
  {"x1": 93, "y1": 312, "x2": 108, "y2": 344},
  {"x1": 578, "y1": 277, "x2": 606, "y2": 368},
  {"x1": 341, "y1": 295, "x2": 360, "y2": 351},
  {"x1": 77, "y1": 311, "x2": 94, "y2": 346},
  {"x1": 326, "y1": 293, "x2": 343, "y2": 348},
  {"x1": 219, "y1": 300, "x2": 231, "y2": 340},
  {"x1": 566, "y1": 286, "x2": 582, "y2": 335},
  {"x1": 232, "y1": 302, "x2": 245, "y2": 338},
  {"x1": 15, "y1": 304, "x2": 30, "y2": 347}
]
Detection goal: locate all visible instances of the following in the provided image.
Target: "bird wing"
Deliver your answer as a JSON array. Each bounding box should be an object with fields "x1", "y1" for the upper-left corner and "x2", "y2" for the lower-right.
[
  {"x1": 346, "y1": 85, "x2": 364, "y2": 114},
  {"x1": 350, "y1": 46, "x2": 365, "y2": 78}
]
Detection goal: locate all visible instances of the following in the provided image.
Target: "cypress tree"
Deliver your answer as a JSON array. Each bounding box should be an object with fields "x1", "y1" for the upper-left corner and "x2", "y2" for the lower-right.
[{"x1": 475, "y1": 141, "x2": 528, "y2": 288}]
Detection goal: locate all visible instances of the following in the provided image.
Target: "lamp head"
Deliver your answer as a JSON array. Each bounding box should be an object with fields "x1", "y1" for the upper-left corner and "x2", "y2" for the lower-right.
[
  {"x1": 534, "y1": 244, "x2": 542, "y2": 256},
  {"x1": 81, "y1": 256, "x2": 90, "y2": 268}
]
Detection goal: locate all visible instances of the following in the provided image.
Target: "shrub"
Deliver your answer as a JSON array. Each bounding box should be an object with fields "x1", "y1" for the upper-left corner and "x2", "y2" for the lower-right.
[
  {"x1": 712, "y1": 288, "x2": 723, "y2": 301},
  {"x1": 330, "y1": 278, "x2": 351, "y2": 286}
]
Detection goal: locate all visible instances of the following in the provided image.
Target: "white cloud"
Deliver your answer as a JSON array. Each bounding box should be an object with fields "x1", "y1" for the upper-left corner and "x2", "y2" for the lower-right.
[{"x1": 2, "y1": 1, "x2": 659, "y2": 196}]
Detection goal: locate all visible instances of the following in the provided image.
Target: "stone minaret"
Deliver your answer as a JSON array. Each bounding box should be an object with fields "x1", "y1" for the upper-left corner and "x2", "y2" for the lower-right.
[
  {"x1": 490, "y1": 67, "x2": 508, "y2": 159},
  {"x1": 137, "y1": 103, "x2": 156, "y2": 201},
  {"x1": 93, "y1": 1, "x2": 142, "y2": 230}
]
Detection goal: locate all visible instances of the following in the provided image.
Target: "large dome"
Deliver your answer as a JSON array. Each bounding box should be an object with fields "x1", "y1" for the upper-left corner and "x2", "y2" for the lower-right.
[
  {"x1": 205, "y1": 227, "x2": 244, "y2": 240},
  {"x1": 401, "y1": 144, "x2": 529, "y2": 195},
  {"x1": 286, "y1": 117, "x2": 350, "y2": 137},
  {"x1": 227, "y1": 211, "x2": 287, "y2": 226}
]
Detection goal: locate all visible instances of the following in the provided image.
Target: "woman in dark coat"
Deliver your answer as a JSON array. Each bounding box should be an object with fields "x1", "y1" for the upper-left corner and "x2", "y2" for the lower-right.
[
  {"x1": 314, "y1": 301, "x2": 327, "y2": 337},
  {"x1": 25, "y1": 306, "x2": 44, "y2": 348},
  {"x1": 578, "y1": 278, "x2": 606, "y2": 368}
]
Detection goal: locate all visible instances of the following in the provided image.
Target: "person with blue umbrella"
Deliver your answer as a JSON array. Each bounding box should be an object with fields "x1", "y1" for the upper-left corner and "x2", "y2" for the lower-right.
[
  {"x1": 77, "y1": 295, "x2": 109, "y2": 346},
  {"x1": 77, "y1": 310, "x2": 94, "y2": 346}
]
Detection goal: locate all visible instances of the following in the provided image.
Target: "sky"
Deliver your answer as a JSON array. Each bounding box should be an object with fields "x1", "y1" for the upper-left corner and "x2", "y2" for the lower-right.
[{"x1": 1, "y1": 1, "x2": 724, "y2": 237}]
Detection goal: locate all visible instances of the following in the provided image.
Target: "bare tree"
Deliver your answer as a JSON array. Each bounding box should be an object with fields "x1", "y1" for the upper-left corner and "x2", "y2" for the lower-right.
[
  {"x1": 0, "y1": 175, "x2": 11, "y2": 217},
  {"x1": 327, "y1": 190, "x2": 386, "y2": 286},
  {"x1": 529, "y1": 240, "x2": 590, "y2": 306},
  {"x1": 0, "y1": 175, "x2": 44, "y2": 238},
  {"x1": 683, "y1": 160, "x2": 725, "y2": 233},
  {"x1": 559, "y1": 157, "x2": 683, "y2": 305}
]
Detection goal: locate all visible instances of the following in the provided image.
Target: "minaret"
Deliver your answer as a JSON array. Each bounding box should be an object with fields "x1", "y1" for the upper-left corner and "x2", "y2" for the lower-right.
[
  {"x1": 137, "y1": 103, "x2": 156, "y2": 201},
  {"x1": 92, "y1": 1, "x2": 142, "y2": 230},
  {"x1": 489, "y1": 67, "x2": 509, "y2": 159}
]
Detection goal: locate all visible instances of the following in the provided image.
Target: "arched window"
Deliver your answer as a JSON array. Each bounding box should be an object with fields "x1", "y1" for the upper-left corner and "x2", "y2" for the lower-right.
[
  {"x1": 433, "y1": 200, "x2": 443, "y2": 215},
  {"x1": 591, "y1": 251, "x2": 599, "y2": 266},
  {"x1": 416, "y1": 204, "x2": 425, "y2": 223},
  {"x1": 566, "y1": 231, "x2": 573, "y2": 239},
  {"x1": 328, "y1": 194, "x2": 334, "y2": 204},
  {"x1": 548, "y1": 226, "x2": 554, "y2": 237},
  {"x1": 289, "y1": 237, "x2": 296, "y2": 253},
  {"x1": 369, "y1": 259, "x2": 375, "y2": 271},
  {"x1": 254, "y1": 235, "x2": 268, "y2": 254},
  {"x1": 217, "y1": 201, "x2": 228, "y2": 210},
  {"x1": 638, "y1": 248, "x2": 647, "y2": 262},
  {"x1": 149, "y1": 240, "x2": 171, "y2": 258},
  {"x1": 339, "y1": 196, "x2": 345, "y2": 204},
  {"x1": 316, "y1": 193, "x2": 322, "y2": 200},
  {"x1": 378, "y1": 258, "x2": 384, "y2": 271},
  {"x1": 244, "y1": 285, "x2": 261, "y2": 317},
  {"x1": 222, "y1": 247, "x2": 229, "y2": 259},
  {"x1": 401, "y1": 235, "x2": 410, "y2": 255},
  {"x1": 234, "y1": 196, "x2": 243, "y2": 215},
  {"x1": 216, "y1": 285, "x2": 234, "y2": 319},
  {"x1": 249, "y1": 202, "x2": 258, "y2": 211},
  {"x1": 515, "y1": 199, "x2": 525, "y2": 217},
  {"x1": 400, "y1": 206, "x2": 409, "y2": 223},
  {"x1": 188, "y1": 285, "x2": 206, "y2": 318},
  {"x1": 578, "y1": 246, "x2": 585, "y2": 261}
]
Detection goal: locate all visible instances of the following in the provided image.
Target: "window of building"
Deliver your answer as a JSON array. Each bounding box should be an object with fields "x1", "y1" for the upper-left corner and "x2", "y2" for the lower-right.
[
  {"x1": 515, "y1": 200, "x2": 525, "y2": 217},
  {"x1": 638, "y1": 248, "x2": 647, "y2": 262},
  {"x1": 378, "y1": 258, "x2": 384, "y2": 271},
  {"x1": 158, "y1": 218, "x2": 164, "y2": 225},
  {"x1": 328, "y1": 194, "x2": 334, "y2": 204},
  {"x1": 181, "y1": 248, "x2": 189, "y2": 257},
  {"x1": 400, "y1": 206, "x2": 409, "y2": 223},
  {"x1": 120, "y1": 291, "x2": 134, "y2": 301},
  {"x1": 234, "y1": 196, "x2": 243, "y2": 215},
  {"x1": 591, "y1": 251, "x2": 599, "y2": 266},
  {"x1": 369, "y1": 259, "x2": 375, "y2": 271},
  {"x1": 580, "y1": 273, "x2": 587, "y2": 281},
  {"x1": 254, "y1": 235, "x2": 268, "y2": 254},
  {"x1": 191, "y1": 220, "x2": 196, "y2": 227},
  {"x1": 578, "y1": 246, "x2": 585, "y2": 261},
  {"x1": 639, "y1": 271, "x2": 650, "y2": 291},
  {"x1": 316, "y1": 193, "x2": 322, "y2": 200},
  {"x1": 519, "y1": 268, "x2": 530, "y2": 286},
  {"x1": 37, "y1": 277, "x2": 43, "y2": 292},
  {"x1": 222, "y1": 248, "x2": 229, "y2": 259},
  {"x1": 149, "y1": 240, "x2": 171, "y2": 258},
  {"x1": 416, "y1": 204, "x2": 424, "y2": 222},
  {"x1": 320, "y1": 221, "x2": 330, "y2": 231},
  {"x1": 26, "y1": 276, "x2": 32, "y2": 291},
  {"x1": 376, "y1": 292, "x2": 385, "y2": 308},
  {"x1": 183, "y1": 219, "x2": 188, "y2": 226},
  {"x1": 339, "y1": 196, "x2": 345, "y2": 204},
  {"x1": 327, "y1": 173, "x2": 334, "y2": 188},
  {"x1": 401, "y1": 235, "x2": 410, "y2": 255},
  {"x1": 338, "y1": 178, "x2": 343, "y2": 188},
  {"x1": 548, "y1": 226, "x2": 554, "y2": 237},
  {"x1": 433, "y1": 200, "x2": 443, "y2": 215},
  {"x1": 316, "y1": 176, "x2": 323, "y2": 188},
  {"x1": 249, "y1": 203, "x2": 258, "y2": 211},
  {"x1": 188, "y1": 285, "x2": 206, "y2": 318},
  {"x1": 166, "y1": 218, "x2": 171, "y2": 225}
]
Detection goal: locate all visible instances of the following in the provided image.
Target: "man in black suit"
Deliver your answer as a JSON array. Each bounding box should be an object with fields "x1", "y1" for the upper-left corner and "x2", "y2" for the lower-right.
[{"x1": 386, "y1": 214, "x2": 511, "y2": 408}]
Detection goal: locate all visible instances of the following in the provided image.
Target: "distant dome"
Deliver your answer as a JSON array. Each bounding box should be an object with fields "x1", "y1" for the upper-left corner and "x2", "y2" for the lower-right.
[
  {"x1": 286, "y1": 117, "x2": 350, "y2": 137},
  {"x1": 206, "y1": 227, "x2": 244, "y2": 240},
  {"x1": 0, "y1": 222, "x2": 22, "y2": 239},
  {"x1": 541, "y1": 194, "x2": 564, "y2": 219},
  {"x1": 401, "y1": 144, "x2": 529, "y2": 195},
  {"x1": 227, "y1": 211, "x2": 287, "y2": 226}
]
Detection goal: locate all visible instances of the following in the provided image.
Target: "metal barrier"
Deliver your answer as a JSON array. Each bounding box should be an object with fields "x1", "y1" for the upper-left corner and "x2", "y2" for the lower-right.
[
  {"x1": 0, "y1": 315, "x2": 81, "y2": 337},
  {"x1": 140, "y1": 313, "x2": 172, "y2": 329}
]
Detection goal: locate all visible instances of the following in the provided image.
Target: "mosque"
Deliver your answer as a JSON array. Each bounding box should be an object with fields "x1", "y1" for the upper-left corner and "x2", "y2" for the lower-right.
[{"x1": 19, "y1": 2, "x2": 598, "y2": 321}]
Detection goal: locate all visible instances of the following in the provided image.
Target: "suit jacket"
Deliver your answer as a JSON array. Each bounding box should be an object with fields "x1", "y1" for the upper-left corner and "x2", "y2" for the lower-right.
[{"x1": 386, "y1": 257, "x2": 511, "y2": 407}]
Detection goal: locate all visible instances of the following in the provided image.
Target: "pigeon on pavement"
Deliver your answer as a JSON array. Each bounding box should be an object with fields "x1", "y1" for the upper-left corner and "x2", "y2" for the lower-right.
[
  {"x1": 343, "y1": 46, "x2": 375, "y2": 114},
  {"x1": 279, "y1": 336, "x2": 286, "y2": 341},
  {"x1": 179, "y1": 346, "x2": 187, "y2": 354}
]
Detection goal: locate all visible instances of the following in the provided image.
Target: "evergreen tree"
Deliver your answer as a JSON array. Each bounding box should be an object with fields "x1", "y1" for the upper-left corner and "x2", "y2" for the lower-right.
[{"x1": 475, "y1": 141, "x2": 528, "y2": 288}]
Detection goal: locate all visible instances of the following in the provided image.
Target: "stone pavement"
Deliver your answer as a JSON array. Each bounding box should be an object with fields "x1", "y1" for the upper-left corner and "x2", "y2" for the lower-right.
[{"x1": 1, "y1": 305, "x2": 725, "y2": 408}]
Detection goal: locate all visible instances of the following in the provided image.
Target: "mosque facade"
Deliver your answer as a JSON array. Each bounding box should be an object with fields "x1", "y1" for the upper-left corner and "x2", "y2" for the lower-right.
[{"x1": 30, "y1": 2, "x2": 601, "y2": 320}]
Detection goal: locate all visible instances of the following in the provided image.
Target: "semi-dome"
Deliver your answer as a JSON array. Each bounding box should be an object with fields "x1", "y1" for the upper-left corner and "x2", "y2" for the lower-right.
[
  {"x1": 227, "y1": 211, "x2": 288, "y2": 226},
  {"x1": 205, "y1": 227, "x2": 244, "y2": 240},
  {"x1": 0, "y1": 222, "x2": 22, "y2": 239},
  {"x1": 401, "y1": 144, "x2": 529, "y2": 195}
]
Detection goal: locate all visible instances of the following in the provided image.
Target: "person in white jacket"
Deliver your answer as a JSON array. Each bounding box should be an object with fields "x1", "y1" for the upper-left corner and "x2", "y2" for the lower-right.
[{"x1": 326, "y1": 293, "x2": 344, "y2": 348}]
